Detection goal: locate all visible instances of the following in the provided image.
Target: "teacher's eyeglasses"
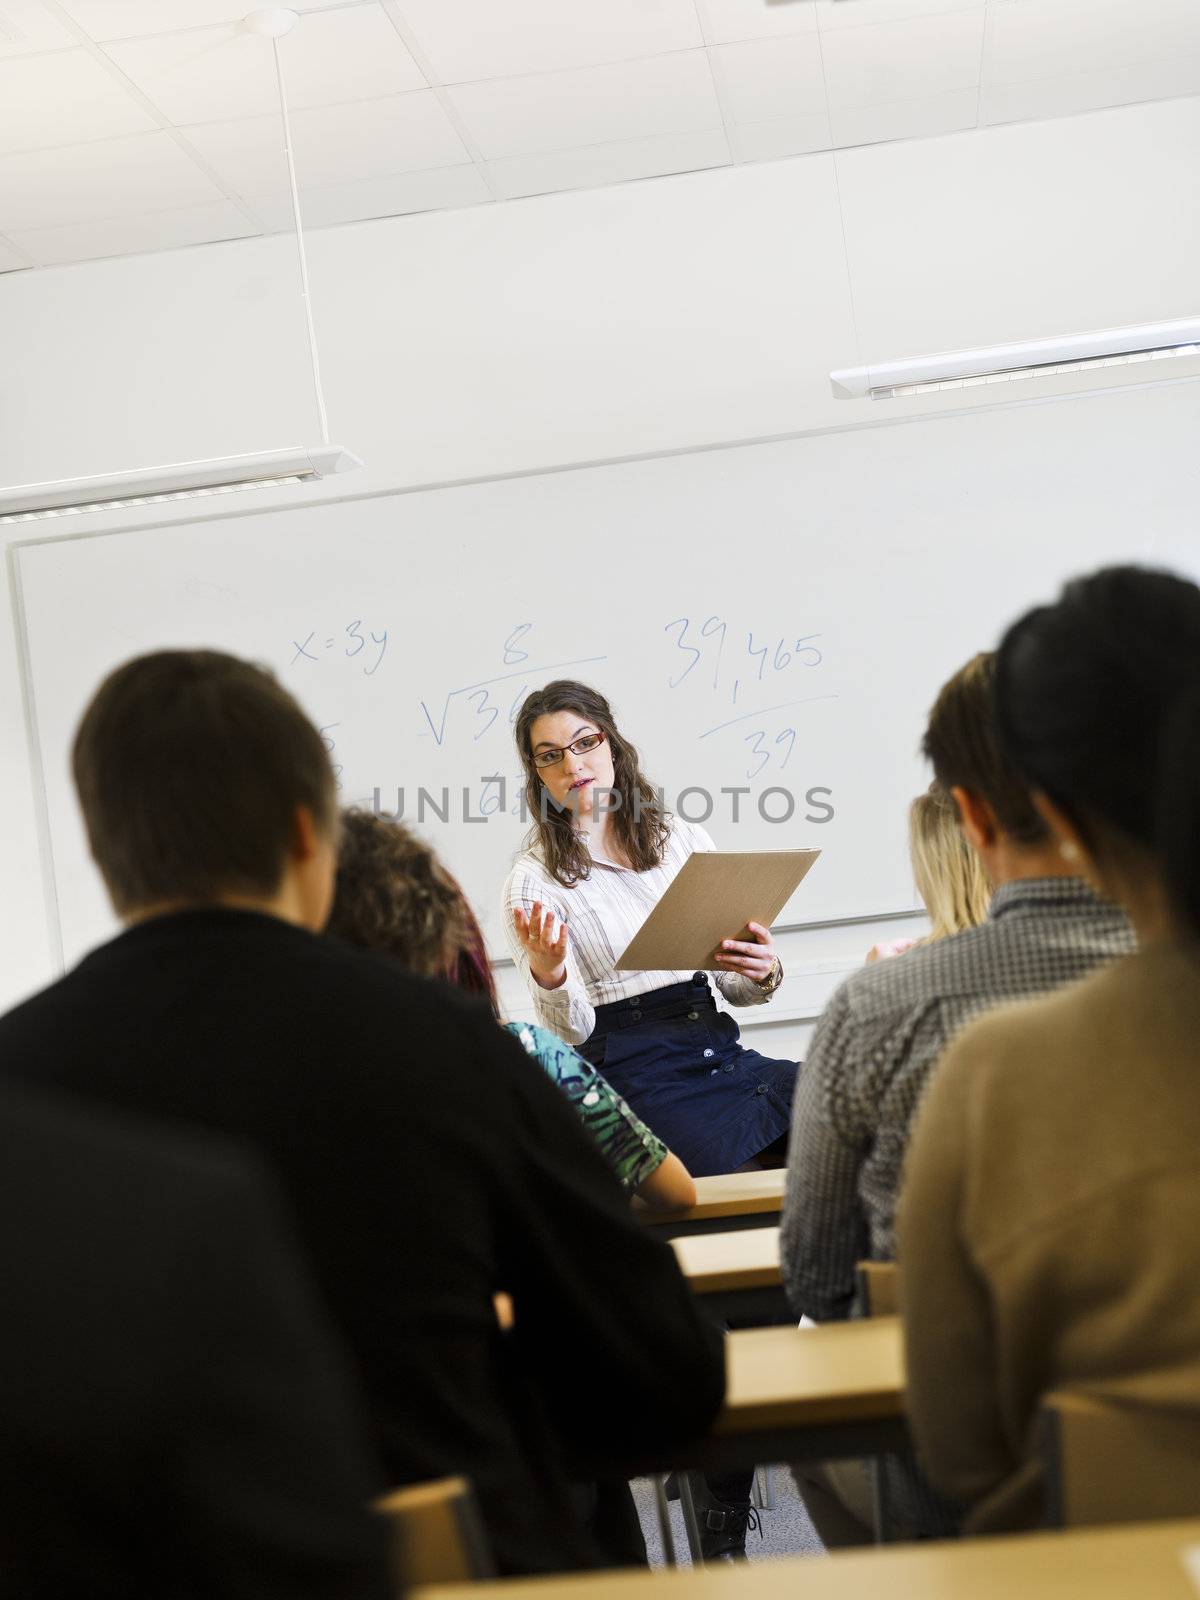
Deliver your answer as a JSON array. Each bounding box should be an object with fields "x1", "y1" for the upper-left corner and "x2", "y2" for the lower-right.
[{"x1": 532, "y1": 731, "x2": 607, "y2": 769}]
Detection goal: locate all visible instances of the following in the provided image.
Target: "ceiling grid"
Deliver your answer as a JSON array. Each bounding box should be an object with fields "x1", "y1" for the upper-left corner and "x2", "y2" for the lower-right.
[{"x1": 0, "y1": 0, "x2": 1196, "y2": 269}]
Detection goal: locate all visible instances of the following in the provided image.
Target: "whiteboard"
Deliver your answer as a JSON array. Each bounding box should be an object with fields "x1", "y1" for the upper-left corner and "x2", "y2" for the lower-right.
[{"x1": 15, "y1": 379, "x2": 1200, "y2": 971}]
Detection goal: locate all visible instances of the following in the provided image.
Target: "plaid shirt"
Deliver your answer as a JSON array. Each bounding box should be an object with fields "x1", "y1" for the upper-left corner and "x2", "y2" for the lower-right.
[{"x1": 781, "y1": 878, "x2": 1134, "y2": 1324}]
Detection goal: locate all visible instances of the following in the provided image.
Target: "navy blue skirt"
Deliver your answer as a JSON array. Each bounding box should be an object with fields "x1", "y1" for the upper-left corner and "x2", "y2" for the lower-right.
[{"x1": 578, "y1": 975, "x2": 798, "y2": 1178}]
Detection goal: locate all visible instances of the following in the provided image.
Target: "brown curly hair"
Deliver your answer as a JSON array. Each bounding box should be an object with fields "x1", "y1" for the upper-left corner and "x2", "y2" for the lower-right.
[
  {"x1": 327, "y1": 809, "x2": 498, "y2": 1011},
  {"x1": 514, "y1": 679, "x2": 670, "y2": 888}
]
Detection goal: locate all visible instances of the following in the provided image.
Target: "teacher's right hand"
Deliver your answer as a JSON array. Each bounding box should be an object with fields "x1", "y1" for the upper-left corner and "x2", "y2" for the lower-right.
[{"x1": 512, "y1": 902, "x2": 569, "y2": 990}]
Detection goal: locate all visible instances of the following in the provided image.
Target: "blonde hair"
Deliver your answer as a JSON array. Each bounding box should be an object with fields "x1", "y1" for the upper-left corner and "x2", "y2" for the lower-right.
[{"x1": 909, "y1": 785, "x2": 990, "y2": 943}]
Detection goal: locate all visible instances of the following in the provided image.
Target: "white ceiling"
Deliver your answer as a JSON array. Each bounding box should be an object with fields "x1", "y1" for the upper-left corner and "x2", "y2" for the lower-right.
[{"x1": 0, "y1": 0, "x2": 1198, "y2": 271}]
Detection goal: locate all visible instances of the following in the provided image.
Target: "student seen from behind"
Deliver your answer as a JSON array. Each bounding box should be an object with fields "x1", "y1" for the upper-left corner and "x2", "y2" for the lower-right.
[
  {"x1": 900, "y1": 566, "x2": 1200, "y2": 1534},
  {"x1": 0, "y1": 1081, "x2": 392, "y2": 1600},
  {"x1": 0, "y1": 649, "x2": 724, "y2": 1578},
  {"x1": 781, "y1": 649, "x2": 1133, "y2": 1544},
  {"x1": 326, "y1": 808, "x2": 699, "y2": 1564}
]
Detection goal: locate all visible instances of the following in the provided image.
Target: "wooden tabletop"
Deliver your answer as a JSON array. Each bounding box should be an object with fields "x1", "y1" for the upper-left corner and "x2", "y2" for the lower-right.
[
  {"x1": 417, "y1": 1518, "x2": 1200, "y2": 1599},
  {"x1": 671, "y1": 1225, "x2": 781, "y2": 1294},
  {"x1": 613, "y1": 1318, "x2": 908, "y2": 1478},
  {"x1": 634, "y1": 1168, "x2": 786, "y2": 1228},
  {"x1": 720, "y1": 1317, "x2": 905, "y2": 1433}
]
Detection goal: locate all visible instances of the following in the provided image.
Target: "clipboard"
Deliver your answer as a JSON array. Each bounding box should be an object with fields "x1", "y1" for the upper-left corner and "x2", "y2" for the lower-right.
[{"x1": 614, "y1": 849, "x2": 820, "y2": 971}]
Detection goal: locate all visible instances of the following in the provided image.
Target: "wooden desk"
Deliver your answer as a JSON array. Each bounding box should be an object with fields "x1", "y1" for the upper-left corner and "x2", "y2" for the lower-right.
[
  {"x1": 670, "y1": 1225, "x2": 786, "y2": 1323},
  {"x1": 708, "y1": 1317, "x2": 908, "y2": 1472},
  {"x1": 635, "y1": 1169, "x2": 786, "y2": 1238},
  {"x1": 418, "y1": 1517, "x2": 1200, "y2": 1600},
  {"x1": 672, "y1": 1226, "x2": 781, "y2": 1294},
  {"x1": 622, "y1": 1319, "x2": 909, "y2": 1477}
]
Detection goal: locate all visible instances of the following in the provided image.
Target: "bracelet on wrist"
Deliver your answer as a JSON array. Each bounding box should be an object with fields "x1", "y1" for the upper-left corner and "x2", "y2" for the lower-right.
[{"x1": 755, "y1": 956, "x2": 783, "y2": 994}]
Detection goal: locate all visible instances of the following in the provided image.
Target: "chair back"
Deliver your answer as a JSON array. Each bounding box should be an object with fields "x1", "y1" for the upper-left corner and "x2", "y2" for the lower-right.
[
  {"x1": 856, "y1": 1260, "x2": 900, "y2": 1318},
  {"x1": 1040, "y1": 1391, "x2": 1200, "y2": 1529},
  {"x1": 376, "y1": 1475, "x2": 496, "y2": 1586}
]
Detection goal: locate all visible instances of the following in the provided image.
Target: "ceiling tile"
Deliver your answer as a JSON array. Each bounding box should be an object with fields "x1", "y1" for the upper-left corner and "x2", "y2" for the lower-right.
[
  {"x1": 982, "y1": 55, "x2": 1200, "y2": 127},
  {"x1": 0, "y1": 48, "x2": 157, "y2": 154},
  {"x1": 829, "y1": 86, "x2": 978, "y2": 146},
  {"x1": 448, "y1": 51, "x2": 721, "y2": 163},
  {"x1": 487, "y1": 127, "x2": 730, "y2": 199},
  {"x1": 247, "y1": 164, "x2": 491, "y2": 229},
  {"x1": 182, "y1": 93, "x2": 470, "y2": 195},
  {"x1": 820, "y1": 8, "x2": 985, "y2": 108},
  {"x1": 391, "y1": 0, "x2": 702, "y2": 83},
  {"x1": 0, "y1": 0, "x2": 77, "y2": 56},
  {"x1": 987, "y1": 0, "x2": 1200, "y2": 86},
  {"x1": 57, "y1": 0, "x2": 331, "y2": 40},
  {"x1": 814, "y1": 0, "x2": 984, "y2": 29},
  {"x1": 8, "y1": 199, "x2": 257, "y2": 265},
  {"x1": 0, "y1": 131, "x2": 223, "y2": 230},
  {"x1": 697, "y1": 0, "x2": 817, "y2": 44},
  {"x1": 731, "y1": 111, "x2": 830, "y2": 162},
  {"x1": 711, "y1": 35, "x2": 826, "y2": 124},
  {"x1": 103, "y1": 8, "x2": 425, "y2": 126}
]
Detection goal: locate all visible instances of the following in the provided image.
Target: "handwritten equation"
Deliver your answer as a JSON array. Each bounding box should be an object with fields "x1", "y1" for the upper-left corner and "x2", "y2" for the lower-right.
[
  {"x1": 302, "y1": 613, "x2": 838, "y2": 799},
  {"x1": 418, "y1": 624, "x2": 608, "y2": 749},
  {"x1": 664, "y1": 617, "x2": 823, "y2": 698},
  {"x1": 663, "y1": 615, "x2": 836, "y2": 780},
  {"x1": 291, "y1": 621, "x2": 388, "y2": 677}
]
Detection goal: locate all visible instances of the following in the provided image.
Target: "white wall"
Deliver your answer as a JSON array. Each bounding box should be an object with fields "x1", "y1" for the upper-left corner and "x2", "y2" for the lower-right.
[{"x1": 3, "y1": 94, "x2": 1199, "y2": 1026}]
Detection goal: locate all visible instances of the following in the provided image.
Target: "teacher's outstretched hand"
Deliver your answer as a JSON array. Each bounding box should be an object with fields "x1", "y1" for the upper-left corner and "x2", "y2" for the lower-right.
[
  {"x1": 713, "y1": 921, "x2": 778, "y2": 988},
  {"x1": 512, "y1": 901, "x2": 569, "y2": 990}
]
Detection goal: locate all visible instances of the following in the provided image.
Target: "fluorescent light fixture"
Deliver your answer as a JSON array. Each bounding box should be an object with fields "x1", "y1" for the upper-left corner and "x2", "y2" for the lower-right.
[
  {"x1": 0, "y1": 444, "x2": 362, "y2": 525},
  {"x1": 830, "y1": 315, "x2": 1200, "y2": 400},
  {"x1": 0, "y1": 19, "x2": 364, "y2": 529}
]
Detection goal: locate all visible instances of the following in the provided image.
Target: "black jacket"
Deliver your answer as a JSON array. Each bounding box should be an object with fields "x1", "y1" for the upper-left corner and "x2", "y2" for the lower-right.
[
  {"x1": 0, "y1": 1080, "x2": 391, "y2": 1599},
  {"x1": 0, "y1": 909, "x2": 724, "y2": 1575}
]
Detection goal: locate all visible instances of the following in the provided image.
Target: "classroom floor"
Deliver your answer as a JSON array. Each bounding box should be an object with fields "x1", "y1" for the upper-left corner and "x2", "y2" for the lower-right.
[{"x1": 632, "y1": 1469, "x2": 824, "y2": 1566}]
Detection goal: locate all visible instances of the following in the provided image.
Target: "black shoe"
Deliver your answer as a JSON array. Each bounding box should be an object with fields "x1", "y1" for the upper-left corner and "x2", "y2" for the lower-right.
[{"x1": 696, "y1": 1496, "x2": 762, "y2": 1561}]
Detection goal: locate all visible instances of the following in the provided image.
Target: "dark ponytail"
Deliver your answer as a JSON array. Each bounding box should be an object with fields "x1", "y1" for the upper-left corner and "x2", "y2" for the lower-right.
[{"x1": 995, "y1": 565, "x2": 1200, "y2": 938}]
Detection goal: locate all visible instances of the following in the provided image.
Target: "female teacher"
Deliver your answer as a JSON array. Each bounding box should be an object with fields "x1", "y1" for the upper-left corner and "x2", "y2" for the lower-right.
[{"x1": 503, "y1": 679, "x2": 798, "y2": 1178}]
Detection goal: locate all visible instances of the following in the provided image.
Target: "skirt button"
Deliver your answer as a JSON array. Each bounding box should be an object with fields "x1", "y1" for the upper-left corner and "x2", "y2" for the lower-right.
[
  {"x1": 703, "y1": 1048, "x2": 714, "y2": 1059},
  {"x1": 687, "y1": 1010, "x2": 699, "y2": 1021}
]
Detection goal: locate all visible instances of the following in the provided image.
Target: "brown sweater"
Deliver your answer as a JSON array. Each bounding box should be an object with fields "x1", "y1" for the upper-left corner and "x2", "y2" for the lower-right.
[{"x1": 898, "y1": 943, "x2": 1200, "y2": 1534}]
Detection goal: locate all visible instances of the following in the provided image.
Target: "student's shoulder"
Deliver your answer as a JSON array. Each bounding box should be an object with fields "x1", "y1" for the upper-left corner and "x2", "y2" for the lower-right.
[
  {"x1": 0, "y1": 964, "x2": 91, "y2": 1058},
  {"x1": 934, "y1": 950, "x2": 1137, "y2": 1097},
  {"x1": 276, "y1": 932, "x2": 513, "y2": 1079},
  {"x1": 837, "y1": 911, "x2": 1055, "y2": 1023},
  {"x1": 828, "y1": 934, "x2": 953, "y2": 1025},
  {"x1": 317, "y1": 932, "x2": 492, "y2": 1024}
]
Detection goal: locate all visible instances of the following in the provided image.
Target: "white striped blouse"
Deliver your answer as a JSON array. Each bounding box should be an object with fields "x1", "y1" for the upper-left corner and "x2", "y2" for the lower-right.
[{"x1": 500, "y1": 815, "x2": 775, "y2": 1047}]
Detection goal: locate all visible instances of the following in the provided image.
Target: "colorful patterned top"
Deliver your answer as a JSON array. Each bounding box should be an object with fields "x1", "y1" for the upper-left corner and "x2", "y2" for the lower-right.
[{"x1": 504, "y1": 1020, "x2": 667, "y2": 1194}]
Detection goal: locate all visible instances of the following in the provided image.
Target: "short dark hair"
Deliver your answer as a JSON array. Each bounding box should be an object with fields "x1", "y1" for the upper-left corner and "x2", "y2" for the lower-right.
[
  {"x1": 328, "y1": 810, "x2": 499, "y2": 1013},
  {"x1": 72, "y1": 650, "x2": 336, "y2": 914},
  {"x1": 921, "y1": 651, "x2": 1047, "y2": 846}
]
